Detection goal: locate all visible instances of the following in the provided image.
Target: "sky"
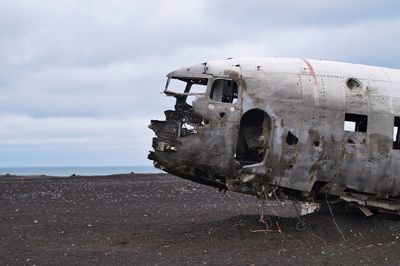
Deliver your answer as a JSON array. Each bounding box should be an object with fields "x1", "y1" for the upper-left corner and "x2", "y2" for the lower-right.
[{"x1": 1, "y1": 0, "x2": 400, "y2": 167}]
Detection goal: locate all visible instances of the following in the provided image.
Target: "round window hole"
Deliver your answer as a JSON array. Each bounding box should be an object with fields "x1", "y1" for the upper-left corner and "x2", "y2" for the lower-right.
[{"x1": 346, "y1": 78, "x2": 362, "y2": 90}]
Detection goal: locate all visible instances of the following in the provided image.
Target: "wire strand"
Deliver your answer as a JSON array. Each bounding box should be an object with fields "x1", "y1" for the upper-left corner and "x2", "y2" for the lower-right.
[{"x1": 325, "y1": 195, "x2": 346, "y2": 241}]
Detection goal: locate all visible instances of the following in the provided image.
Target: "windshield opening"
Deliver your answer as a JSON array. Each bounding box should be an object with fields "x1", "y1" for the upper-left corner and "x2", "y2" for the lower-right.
[
  {"x1": 165, "y1": 77, "x2": 208, "y2": 94},
  {"x1": 165, "y1": 77, "x2": 208, "y2": 105}
]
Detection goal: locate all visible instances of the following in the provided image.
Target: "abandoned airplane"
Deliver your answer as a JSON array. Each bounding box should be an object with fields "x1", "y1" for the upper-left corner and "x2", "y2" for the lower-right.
[{"x1": 148, "y1": 57, "x2": 400, "y2": 214}]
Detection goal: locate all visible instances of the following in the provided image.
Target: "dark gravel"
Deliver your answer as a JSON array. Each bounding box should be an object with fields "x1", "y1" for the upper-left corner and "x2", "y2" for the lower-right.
[{"x1": 1, "y1": 173, "x2": 400, "y2": 265}]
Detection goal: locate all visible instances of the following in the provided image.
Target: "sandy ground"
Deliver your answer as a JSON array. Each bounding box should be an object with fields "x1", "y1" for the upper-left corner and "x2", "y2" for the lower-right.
[{"x1": 1, "y1": 173, "x2": 400, "y2": 265}]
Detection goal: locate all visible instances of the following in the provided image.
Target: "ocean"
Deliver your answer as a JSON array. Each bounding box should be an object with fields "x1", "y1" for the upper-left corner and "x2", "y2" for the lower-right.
[{"x1": 0, "y1": 166, "x2": 162, "y2": 176}]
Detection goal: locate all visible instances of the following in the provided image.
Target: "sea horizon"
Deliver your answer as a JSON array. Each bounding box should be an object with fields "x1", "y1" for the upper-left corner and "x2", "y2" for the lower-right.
[{"x1": 0, "y1": 165, "x2": 162, "y2": 176}]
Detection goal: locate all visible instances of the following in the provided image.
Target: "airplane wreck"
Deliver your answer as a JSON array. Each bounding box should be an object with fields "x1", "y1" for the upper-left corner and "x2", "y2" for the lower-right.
[{"x1": 149, "y1": 57, "x2": 400, "y2": 214}]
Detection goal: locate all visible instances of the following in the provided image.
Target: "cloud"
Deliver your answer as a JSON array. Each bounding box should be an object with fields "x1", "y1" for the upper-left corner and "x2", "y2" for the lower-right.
[{"x1": 0, "y1": 0, "x2": 399, "y2": 166}]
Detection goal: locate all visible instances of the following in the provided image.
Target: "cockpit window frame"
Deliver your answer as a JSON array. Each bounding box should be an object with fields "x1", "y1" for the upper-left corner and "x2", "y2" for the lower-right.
[
  {"x1": 163, "y1": 75, "x2": 241, "y2": 106},
  {"x1": 208, "y1": 77, "x2": 240, "y2": 105},
  {"x1": 164, "y1": 76, "x2": 209, "y2": 96}
]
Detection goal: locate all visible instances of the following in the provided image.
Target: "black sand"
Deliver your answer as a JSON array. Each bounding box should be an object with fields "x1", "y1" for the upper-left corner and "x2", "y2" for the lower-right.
[{"x1": 1, "y1": 173, "x2": 400, "y2": 265}]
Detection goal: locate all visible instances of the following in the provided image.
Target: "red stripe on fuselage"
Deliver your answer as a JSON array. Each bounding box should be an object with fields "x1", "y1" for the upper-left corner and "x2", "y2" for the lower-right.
[{"x1": 302, "y1": 59, "x2": 317, "y2": 85}]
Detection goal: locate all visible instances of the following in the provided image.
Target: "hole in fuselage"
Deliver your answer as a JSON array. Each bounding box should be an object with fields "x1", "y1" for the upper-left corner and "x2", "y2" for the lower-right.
[
  {"x1": 286, "y1": 131, "x2": 299, "y2": 145},
  {"x1": 346, "y1": 78, "x2": 362, "y2": 90}
]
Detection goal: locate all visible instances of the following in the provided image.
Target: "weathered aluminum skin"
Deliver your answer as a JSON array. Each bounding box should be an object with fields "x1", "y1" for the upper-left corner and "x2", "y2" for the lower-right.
[{"x1": 149, "y1": 57, "x2": 400, "y2": 211}]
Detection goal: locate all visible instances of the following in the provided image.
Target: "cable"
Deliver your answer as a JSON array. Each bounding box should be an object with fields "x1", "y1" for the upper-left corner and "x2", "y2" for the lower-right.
[{"x1": 325, "y1": 195, "x2": 346, "y2": 241}]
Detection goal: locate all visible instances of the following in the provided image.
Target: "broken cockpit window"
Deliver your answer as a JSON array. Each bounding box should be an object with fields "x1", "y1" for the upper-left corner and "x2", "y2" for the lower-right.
[
  {"x1": 210, "y1": 79, "x2": 238, "y2": 103},
  {"x1": 164, "y1": 77, "x2": 208, "y2": 105},
  {"x1": 163, "y1": 77, "x2": 208, "y2": 137}
]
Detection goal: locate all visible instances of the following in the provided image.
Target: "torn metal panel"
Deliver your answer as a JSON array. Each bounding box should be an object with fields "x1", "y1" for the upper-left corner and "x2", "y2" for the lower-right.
[
  {"x1": 149, "y1": 57, "x2": 400, "y2": 215},
  {"x1": 300, "y1": 202, "x2": 320, "y2": 216}
]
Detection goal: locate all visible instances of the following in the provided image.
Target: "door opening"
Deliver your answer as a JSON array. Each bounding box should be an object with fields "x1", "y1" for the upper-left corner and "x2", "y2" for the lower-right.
[{"x1": 235, "y1": 109, "x2": 271, "y2": 165}]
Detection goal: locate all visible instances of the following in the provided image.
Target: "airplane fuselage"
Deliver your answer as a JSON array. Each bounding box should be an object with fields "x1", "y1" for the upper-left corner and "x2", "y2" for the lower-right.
[{"x1": 149, "y1": 57, "x2": 400, "y2": 212}]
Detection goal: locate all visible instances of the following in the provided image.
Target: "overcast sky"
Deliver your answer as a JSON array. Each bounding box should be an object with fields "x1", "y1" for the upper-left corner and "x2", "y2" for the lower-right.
[{"x1": 1, "y1": 0, "x2": 400, "y2": 167}]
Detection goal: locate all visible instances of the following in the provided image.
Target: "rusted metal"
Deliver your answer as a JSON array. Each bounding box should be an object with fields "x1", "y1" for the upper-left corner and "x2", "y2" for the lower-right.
[{"x1": 149, "y1": 57, "x2": 400, "y2": 214}]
